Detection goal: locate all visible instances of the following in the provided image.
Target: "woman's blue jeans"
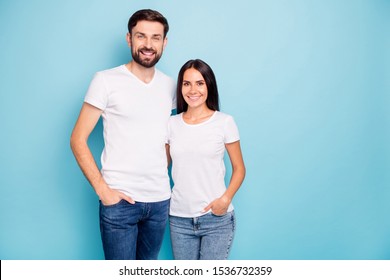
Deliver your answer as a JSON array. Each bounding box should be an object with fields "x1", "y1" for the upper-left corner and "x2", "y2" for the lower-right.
[
  {"x1": 99, "y1": 199, "x2": 169, "y2": 260},
  {"x1": 169, "y1": 211, "x2": 236, "y2": 260}
]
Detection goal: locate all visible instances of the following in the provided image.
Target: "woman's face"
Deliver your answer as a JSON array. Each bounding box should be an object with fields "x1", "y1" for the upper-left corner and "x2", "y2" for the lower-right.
[{"x1": 181, "y1": 68, "x2": 208, "y2": 109}]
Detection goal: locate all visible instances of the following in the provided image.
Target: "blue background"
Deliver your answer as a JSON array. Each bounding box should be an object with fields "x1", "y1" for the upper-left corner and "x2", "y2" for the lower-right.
[{"x1": 0, "y1": 0, "x2": 389, "y2": 259}]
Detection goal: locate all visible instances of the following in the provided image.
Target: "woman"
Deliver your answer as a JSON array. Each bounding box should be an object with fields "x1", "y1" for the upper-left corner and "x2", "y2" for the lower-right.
[{"x1": 166, "y1": 59, "x2": 246, "y2": 260}]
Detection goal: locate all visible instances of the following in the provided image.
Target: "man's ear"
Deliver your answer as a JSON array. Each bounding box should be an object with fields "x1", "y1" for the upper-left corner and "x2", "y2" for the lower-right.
[
  {"x1": 126, "y1": 33, "x2": 131, "y2": 48},
  {"x1": 163, "y1": 36, "x2": 168, "y2": 49}
]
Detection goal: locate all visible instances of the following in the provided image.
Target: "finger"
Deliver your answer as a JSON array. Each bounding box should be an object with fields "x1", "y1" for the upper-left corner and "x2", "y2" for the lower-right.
[
  {"x1": 213, "y1": 210, "x2": 226, "y2": 216},
  {"x1": 122, "y1": 194, "x2": 135, "y2": 204},
  {"x1": 203, "y1": 203, "x2": 212, "y2": 213}
]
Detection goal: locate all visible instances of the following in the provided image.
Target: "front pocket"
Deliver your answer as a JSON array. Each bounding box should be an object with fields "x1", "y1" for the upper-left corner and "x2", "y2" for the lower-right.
[
  {"x1": 100, "y1": 199, "x2": 125, "y2": 208},
  {"x1": 211, "y1": 211, "x2": 228, "y2": 217}
]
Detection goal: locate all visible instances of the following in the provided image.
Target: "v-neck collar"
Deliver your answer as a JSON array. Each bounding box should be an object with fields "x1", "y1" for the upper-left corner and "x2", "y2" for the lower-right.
[{"x1": 122, "y1": 64, "x2": 157, "y2": 86}]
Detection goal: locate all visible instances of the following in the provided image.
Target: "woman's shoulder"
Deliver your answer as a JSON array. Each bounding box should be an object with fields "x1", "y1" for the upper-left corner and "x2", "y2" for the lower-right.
[{"x1": 214, "y1": 111, "x2": 235, "y2": 122}]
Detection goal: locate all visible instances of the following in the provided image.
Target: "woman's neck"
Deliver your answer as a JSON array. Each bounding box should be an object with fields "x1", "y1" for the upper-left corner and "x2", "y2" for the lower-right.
[{"x1": 183, "y1": 106, "x2": 215, "y2": 124}]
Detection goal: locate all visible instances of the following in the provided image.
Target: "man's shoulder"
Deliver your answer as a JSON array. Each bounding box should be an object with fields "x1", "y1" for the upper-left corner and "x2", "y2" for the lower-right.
[
  {"x1": 96, "y1": 65, "x2": 126, "y2": 76},
  {"x1": 155, "y1": 68, "x2": 175, "y2": 83},
  {"x1": 169, "y1": 113, "x2": 182, "y2": 123}
]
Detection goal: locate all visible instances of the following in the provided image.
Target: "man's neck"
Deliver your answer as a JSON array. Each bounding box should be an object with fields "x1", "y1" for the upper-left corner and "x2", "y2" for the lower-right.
[{"x1": 125, "y1": 61, "x2": 155, "y2": 84}]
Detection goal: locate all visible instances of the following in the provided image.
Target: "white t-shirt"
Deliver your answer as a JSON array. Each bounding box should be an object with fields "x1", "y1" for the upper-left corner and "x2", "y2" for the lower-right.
[
  {"x1": 84, "y1": 65, "x2": 176, "y2": 202},
  {"x1": 167, "y1": 111, "x2": 240, "y2": 217}
]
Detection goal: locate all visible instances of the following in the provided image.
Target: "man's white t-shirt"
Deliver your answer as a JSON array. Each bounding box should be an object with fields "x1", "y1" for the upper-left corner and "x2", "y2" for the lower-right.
[
  {"x1": 167, "y1": 111, "x2": 240, "y2": 217},
  {"x1": 84, "y1": 65, "x2": 176, "y2": 202}
]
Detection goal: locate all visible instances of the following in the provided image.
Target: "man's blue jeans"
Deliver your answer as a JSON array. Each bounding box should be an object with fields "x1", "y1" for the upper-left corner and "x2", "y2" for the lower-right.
[
  {"x1": 169, "y1": 211, "x2": 236, "y2": 260},
  {"x1": 99, "y1": 199, "x2": 169, "y2": 260}
]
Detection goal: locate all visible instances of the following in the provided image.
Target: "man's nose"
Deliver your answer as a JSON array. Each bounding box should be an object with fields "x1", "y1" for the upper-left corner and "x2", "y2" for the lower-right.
[{"x1": 145, "y1": 37, "x2": 152, "y2": 48}]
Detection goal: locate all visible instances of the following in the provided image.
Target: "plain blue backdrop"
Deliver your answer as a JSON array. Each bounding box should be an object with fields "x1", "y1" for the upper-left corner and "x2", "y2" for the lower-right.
[{"x1": 0, "y1": 0, "x2": 389, "y2": 259}]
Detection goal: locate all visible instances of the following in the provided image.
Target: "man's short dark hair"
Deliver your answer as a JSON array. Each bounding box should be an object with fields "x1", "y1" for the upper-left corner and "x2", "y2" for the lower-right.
[{"x1": 128, "y1": 9, "x2": 169, "y2": 37}]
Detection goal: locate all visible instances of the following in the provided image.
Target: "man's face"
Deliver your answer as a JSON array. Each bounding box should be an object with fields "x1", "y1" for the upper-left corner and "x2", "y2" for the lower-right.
[{"x1": 127, "y1": 20, "x2": 167, "y2": 68}]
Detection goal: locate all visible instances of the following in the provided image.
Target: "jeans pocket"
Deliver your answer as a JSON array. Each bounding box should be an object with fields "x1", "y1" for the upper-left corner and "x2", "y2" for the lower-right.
[
  {"x1": 100, "y1": 199, "x2": 131, "y2": 225},
  {"x1": 211, "y1": 211, "x2": 235, "y2": 228},
  {"x1": 100, "y1": 199, "x2": 125, "y2": 208},
  {"x1": 211, "y1": 211, "x2": 229, "y2": 217}
]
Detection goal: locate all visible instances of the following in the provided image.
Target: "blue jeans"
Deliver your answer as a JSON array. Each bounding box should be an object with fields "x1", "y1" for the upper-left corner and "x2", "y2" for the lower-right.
[
  {"x1": 169, "y1": 211, "x2": 235, "y2": 260},
  {"x1": 99, "y1": 199, "x2": 169, "y2": 260}
]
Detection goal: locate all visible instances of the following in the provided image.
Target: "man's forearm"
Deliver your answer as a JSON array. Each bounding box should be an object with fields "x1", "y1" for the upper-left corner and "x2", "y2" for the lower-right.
[{"x1": 70, "y1": 138, "x2": 108, "y2": 197}]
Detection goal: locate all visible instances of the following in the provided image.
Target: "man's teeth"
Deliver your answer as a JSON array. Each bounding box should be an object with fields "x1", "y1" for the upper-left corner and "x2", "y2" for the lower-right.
[{"x1": 141, "y1": 51, "x2": 154, "y2": 56}]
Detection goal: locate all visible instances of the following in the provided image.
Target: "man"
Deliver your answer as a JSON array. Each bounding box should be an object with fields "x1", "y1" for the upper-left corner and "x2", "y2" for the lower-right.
[{"x1": 70, "y1": 9, "x2": 175, "y2": 260}]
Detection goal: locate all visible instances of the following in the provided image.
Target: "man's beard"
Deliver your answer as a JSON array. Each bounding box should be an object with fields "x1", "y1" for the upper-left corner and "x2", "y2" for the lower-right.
[{"x1": 132, "y1": 47, "x2": 162, "y2": 68}]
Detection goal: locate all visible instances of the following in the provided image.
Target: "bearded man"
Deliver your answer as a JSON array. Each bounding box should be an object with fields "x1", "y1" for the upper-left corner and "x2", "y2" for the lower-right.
[{"x1": 70, "y1": 9, "x2": 175, "y2": 260}]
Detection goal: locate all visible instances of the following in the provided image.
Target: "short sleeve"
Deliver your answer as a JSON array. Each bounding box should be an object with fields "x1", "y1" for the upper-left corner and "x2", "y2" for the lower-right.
[
  {"x1": 166, "y1": 118, "x2": 171, "y2": 144},
  {"x1": 171, "y1": 80, "x2": 177, "y2": 110},
  {"x1": 84, "y1": 72, "x2": 108, "y2": 110},
  {"x1": 223, "y1": 115, "x2": 240, "y2": 143}
]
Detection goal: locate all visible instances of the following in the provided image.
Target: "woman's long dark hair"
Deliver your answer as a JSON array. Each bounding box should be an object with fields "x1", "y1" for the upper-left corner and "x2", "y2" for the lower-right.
[{"x1": 176, "y1": 59, "x2": 220, "y2": 114}]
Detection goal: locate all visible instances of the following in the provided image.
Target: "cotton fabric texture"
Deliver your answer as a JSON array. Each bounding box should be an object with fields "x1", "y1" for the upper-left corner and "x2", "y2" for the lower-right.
[
  {"x1": 85, "y1": 65, "x2": 176, "y2": 202},
  {"x1": 167, "y1": 111, "x2": 240, "y2": 217}
]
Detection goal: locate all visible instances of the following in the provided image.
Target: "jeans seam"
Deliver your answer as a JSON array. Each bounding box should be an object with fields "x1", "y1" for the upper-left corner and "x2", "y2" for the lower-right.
[{"x1": 225, "y1": 212, "x2": 236, "y2": 259}]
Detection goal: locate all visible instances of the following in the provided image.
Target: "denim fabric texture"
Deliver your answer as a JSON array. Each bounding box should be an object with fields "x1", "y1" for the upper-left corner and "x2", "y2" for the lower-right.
[
  {"x1": 169, "y1": 211, "x2": 235, "y2": 260},
  {"x1": 99, "y1": 199, "x2": 169, "y2": 260}
]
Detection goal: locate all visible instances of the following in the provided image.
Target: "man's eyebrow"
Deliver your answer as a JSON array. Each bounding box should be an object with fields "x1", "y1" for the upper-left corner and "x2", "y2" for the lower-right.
[{"x1": 134, "y1": 32, "x2": 163, "y2": 37}]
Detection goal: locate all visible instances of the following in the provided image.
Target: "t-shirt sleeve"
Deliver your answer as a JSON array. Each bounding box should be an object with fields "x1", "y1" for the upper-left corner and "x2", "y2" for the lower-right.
[
  {"x1": 224, "y1": 115, "x2": 240, "y2": 143},
  {"x1": 171, "y1": 80, "x2": 177, "y2": 110},
  {"x1": 84, "y1": 72, "x2": 108, "y2": 110},
  {"x1": 166, "y1": 118, "x2": 171, "y2": 144}
]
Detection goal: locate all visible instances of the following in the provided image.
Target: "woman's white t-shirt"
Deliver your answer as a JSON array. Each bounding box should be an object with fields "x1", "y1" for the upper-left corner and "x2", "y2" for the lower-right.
[{"x1": 167, "y1": 111, "x2": 240, "y2": 217}]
